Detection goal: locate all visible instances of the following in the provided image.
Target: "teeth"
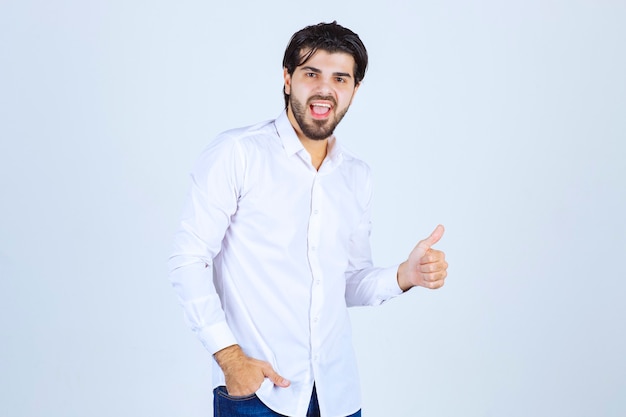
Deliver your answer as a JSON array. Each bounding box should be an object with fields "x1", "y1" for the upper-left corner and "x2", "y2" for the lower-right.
[{"x1": 312, "y1": 103, "x2": 331, "y2": 108}]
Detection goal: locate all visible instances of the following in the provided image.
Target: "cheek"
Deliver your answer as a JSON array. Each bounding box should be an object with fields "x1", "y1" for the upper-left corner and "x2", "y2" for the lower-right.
[
  {"x1": 339, "y1": 91, "x2": 356, "y2": 107},
  {"x1": 287, "y1": 83, "x2": 305, "y2": 98}
]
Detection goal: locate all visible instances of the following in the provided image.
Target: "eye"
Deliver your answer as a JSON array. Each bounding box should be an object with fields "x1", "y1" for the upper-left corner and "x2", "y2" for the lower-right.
[
  {"x1": 335, "y1": 77, "x2": 346, "y2": 83},
  {"x1": 306, "y1": 72, "x2": 317, "y2": 78}
]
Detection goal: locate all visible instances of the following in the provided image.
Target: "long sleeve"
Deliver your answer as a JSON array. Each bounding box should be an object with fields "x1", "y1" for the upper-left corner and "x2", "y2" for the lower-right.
[
  {"x1": 344, "y1": 170, "x2": 403, "y2": 307},
  {"x1": 168, "y1": 134, "x2": 244, "y2": 354}
]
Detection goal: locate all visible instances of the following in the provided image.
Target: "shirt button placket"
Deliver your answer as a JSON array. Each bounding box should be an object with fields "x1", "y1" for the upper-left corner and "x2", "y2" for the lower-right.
[{"x1": 308, "y1": 176, "x2": 323, "y2": 373}]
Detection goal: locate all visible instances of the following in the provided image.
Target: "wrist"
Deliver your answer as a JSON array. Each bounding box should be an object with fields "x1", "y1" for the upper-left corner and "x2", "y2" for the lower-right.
[
  {"x1": 214, "y1": 344, "x2": 244, "y2": 372},
  {"x1": 397, "y1": 261, "x2": 412, "y2": 292}
]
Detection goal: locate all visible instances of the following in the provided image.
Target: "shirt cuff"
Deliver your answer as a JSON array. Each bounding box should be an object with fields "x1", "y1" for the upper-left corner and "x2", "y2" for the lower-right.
[
  {"x1": 196, "y1": 321, "x2": 238, "y2": 355},
  {"x1": 375, "y1": 264, "x2": 404, "y2": 304}
]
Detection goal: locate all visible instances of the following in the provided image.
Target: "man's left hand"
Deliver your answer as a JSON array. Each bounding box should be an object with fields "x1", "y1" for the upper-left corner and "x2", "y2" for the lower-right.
[{"x1": 397, "y1": 224, "x2": 448, "y2": 291}]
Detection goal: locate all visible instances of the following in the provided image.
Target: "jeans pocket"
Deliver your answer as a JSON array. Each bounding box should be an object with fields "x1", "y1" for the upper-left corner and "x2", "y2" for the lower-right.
[
  {"x1": 214, "y1": 386, "x2": 272, "y2": 417},
  {"x1": 215, "y1": 385, "x2": 257, "y2": 401}
]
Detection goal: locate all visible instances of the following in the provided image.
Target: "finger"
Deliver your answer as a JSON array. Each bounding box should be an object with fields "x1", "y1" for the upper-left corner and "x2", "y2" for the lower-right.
[
  {"x1": 419, "y1": 261, "x2": 447, "y2": 274},
  {"x1": 426, "y1": 279, "x2": 445, "y2": 289},
  {"x1": 417, "y1": 224, "x2": 445, "y2": 251},
  {"x1": 263, "y1": 365, "x2": 290, "y2": 388},
  {"x1": 422, "y1": 269, "x2": 448, "y2": 282},
  {"x1": 420, "y1": 250, "x2": 445, "y2": 264}
]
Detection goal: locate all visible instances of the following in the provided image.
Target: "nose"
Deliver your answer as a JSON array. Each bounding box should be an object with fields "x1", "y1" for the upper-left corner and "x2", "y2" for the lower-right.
[{"x1": 314, "y1": 76, "x2": 334, "y2": 97}]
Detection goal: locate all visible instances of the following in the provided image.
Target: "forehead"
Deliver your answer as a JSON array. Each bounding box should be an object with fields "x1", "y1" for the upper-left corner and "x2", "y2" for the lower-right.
[{"x1": 297, "y1": 49, "x2": 356, "y2": 75}]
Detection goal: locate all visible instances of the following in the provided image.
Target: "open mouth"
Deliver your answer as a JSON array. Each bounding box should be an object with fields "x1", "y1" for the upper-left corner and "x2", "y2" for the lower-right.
[{"x1": 309, "y1": 102, "x2": 333, "y2": 118}]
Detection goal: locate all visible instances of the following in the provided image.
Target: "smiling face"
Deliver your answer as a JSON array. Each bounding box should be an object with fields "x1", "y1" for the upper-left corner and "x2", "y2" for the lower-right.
[{"x1": 284, "y1": 50, "x2": 360, "y2": 142}]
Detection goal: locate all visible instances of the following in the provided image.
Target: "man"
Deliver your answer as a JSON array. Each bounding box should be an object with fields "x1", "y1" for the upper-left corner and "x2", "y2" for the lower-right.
[{"x1": 169, "y1": 21, "x2": 448, "y2": 417}]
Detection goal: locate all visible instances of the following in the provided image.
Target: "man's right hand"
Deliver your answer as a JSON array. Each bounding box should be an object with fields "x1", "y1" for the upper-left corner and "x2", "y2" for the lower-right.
[{"x1": 213, "y1": 345, "x2": 290, "y2": 396}]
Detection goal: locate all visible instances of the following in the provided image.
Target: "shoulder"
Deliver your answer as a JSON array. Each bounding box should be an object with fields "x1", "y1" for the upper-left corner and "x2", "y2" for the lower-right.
[
  {"x1": 212, "y1": 119, "x2": 277, "y2": 150},
  {"x1": 192, "y1": 118, "x2": 277, "y2": 176},
  {"x1": 338, "y1": 145, "x2": 373, "y2": 179}
]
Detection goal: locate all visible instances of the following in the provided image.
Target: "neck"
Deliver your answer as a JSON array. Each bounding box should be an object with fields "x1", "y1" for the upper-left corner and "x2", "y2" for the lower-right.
[{"x1": 300, "y1": 137, "x2": 327, "y2": 170}]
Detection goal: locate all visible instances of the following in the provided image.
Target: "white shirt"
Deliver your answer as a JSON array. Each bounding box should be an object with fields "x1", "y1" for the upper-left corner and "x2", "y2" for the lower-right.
[{"x1": 168, "y1": 111, "x2": 402, "y2": 417}]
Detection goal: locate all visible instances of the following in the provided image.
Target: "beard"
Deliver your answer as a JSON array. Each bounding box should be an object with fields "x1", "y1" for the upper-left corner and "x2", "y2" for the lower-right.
[{"x1": 289, "y1": 94, "x2": 350, "y2": 140}]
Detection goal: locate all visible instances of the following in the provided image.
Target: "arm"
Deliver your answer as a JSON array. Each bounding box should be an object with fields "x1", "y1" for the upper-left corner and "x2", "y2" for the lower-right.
[
  {"x1": 344, "y1": 172, "x2": 448, "y2": 303},
  {"x1": 344, "y1": 174, "x2": 404, "y2": 306},
  {"x1": 168, "y1": 136, "x2": 241, "y2": 354},
  {"x1": 168, "y1": 136, "x2": 289, "y2": 394},
  {"x1": 345, "y1": 224, "x2": 449, "y2": 306}
]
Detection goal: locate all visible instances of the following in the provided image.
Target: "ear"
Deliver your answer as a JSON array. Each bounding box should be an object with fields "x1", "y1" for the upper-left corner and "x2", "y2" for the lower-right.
[{"x1": 283, "y1": 68, "x2": 291, "y2": 95}]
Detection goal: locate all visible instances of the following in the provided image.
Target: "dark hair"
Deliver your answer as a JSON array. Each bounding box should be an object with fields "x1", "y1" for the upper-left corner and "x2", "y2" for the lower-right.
[{"x1": 282, "y1": 21, "x2": 368, "y2": 108}]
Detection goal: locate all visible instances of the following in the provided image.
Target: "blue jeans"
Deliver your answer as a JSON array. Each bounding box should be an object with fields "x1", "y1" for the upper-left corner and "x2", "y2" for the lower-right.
[{"x1": 213, "y1": 385, "x2": 362, "y2": 417}]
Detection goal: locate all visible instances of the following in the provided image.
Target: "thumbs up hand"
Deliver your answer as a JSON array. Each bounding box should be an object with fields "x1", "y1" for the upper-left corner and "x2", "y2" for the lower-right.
[{"x1": 397, "y1": 225, "x2": 448, "y2": 291}]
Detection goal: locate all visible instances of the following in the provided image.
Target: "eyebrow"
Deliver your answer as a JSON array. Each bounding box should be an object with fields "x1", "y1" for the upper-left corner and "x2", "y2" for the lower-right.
[{"x1": 300, "y1": 66, "x2": 353, "y2": 79}]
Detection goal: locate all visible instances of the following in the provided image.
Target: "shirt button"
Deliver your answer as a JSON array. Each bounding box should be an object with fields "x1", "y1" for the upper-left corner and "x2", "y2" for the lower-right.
[
  {"x1": 313, "y1": 209, "x2": 319, "y2": 215},
  {"x1": 311, "y1": 246, "x2": 316, "y2": 251},
  {"x1": 315, "y1": 280, "x2": 321, "y2": 286},
  {"x1": 313, "y1": 317, "x2": 319, "y2": 323}
]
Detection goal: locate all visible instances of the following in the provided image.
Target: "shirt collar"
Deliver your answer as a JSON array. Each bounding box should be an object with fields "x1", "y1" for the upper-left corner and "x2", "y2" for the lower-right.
[
  {"x1": 274, "y1": 110, "x2": 304, "y2": 157},
  {"x1": 325, "y1": 135, "x2": 342, "y2": 166},
  {"x1": 274, "y1": 110, "x2": 344, "y2": 166}
]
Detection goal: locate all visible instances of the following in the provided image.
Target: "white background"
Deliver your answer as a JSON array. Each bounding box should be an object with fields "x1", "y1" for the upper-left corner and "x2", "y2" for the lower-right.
[{"x1": 1, "y1": 1, "x2": 625, "y2": 416}]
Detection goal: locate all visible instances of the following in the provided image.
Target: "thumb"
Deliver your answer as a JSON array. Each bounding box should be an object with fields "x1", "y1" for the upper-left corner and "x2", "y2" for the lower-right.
[
  {"x1": 417, "y1": 224, "x2": 445, "y2": 251},
  {"x1": 263, "y1": 365, "x2": 290, "y2": 388}
]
